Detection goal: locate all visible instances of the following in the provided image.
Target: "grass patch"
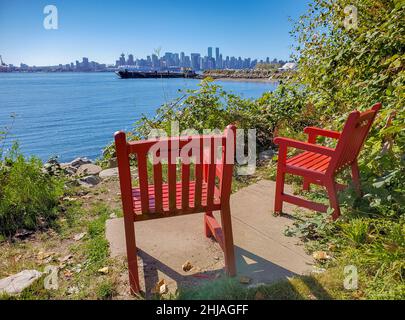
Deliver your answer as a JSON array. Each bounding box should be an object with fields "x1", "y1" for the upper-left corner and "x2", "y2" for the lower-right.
[
  {"x1": 176, "y1": 274, "x2": 339, "y2": 300},
  {"x1": 96, "y1": 279, "x2": 118, "y2": 300}
]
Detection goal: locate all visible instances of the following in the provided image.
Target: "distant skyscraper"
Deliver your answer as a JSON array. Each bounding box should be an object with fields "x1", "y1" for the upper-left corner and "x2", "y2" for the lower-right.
[
  {"x1": 82, "y1": 57, "x2": 89, "y2": 70},
  {"x1": 208, "y1": 47, "x2": 213, "y2": 58},
  {"x1": 190, "y1": 53, "x2": 201, "y2": 71},
  {"x1": 180, "y1": 52, "x2": 185, "y2": 67},
  {"x1": 151, "y1": 54, "x2": 159, "y2": 69},
  {"x1": 215, "y1": 47, "x2": 220, "y2": 68},
  {"x1": 127, "y1": 54, "x2": 134, "y2": 65},
  {"x1": 119, "y1": 53, "x2": 126, "y2": 66}
]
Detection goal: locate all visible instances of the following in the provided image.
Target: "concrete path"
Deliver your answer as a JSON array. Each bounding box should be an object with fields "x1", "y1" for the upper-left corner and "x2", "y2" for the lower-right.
[{"x1": 106, "y1": 180, "x2": 313, "y2": 295}]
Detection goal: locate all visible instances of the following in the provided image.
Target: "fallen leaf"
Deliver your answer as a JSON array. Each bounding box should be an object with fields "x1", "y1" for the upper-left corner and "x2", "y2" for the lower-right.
[
  {"x1": 160, "y1": 283, "x2": 167, "y2": 294},
  {"x1": 239, "y1": 276, "x2": 251, "y2": 284},
  {"x1": 182, "y1": 261, "x2": 193, "y2": 272},
  {"x1": 254, "y1": 291, "x2": 265, "y2": 300},
  {"x1": 64, "y1": 269, "x2": 73, "y2": 278},
  {"x1": 152, "y1": 279, "x2": 167, "y2": 294},
  {"x1": 37, "y1": 251, "x2": 55, "y2": 260},
  {"x1": 98, "y1": 267, "x2": 109, "y2": 274},
  {"x1": 73, "y1": 232, "x2": 86, "y2": 241},
  {"x1": 312, "y1": 251, "x2": 330, "y2": 261}
]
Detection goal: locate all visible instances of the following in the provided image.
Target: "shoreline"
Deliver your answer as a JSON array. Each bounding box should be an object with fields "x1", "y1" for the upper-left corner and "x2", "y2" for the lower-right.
[{"x1": 211, "y1": 77, "x2": 279, "y2": 83}]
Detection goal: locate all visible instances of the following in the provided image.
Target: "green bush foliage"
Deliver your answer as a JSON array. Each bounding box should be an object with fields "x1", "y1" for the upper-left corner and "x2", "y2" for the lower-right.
[{"x1": 0, "y1": 143, "x2": 64, "y2": 236}]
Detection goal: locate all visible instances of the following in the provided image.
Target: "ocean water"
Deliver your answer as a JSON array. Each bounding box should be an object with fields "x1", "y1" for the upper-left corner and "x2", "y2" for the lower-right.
[{"x1": 0, "y1": 72, "x2": 277, "y2": 162}]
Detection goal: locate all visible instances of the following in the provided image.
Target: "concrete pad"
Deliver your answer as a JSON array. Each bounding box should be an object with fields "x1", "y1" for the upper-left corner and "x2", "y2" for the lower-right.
[{"x1": 106, "y1": 180, "x2": 313, "y2": 295}]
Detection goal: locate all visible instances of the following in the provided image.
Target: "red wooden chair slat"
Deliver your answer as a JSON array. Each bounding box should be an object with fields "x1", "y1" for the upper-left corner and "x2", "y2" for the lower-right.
[
  {"x1": 115, "y1": 125, "x2": 237, "y2": 294},
  {"x1": 152, "y1": 156, "x2": 163, "y2": 213},
  {"x1": 181, "y1": 161, "x2": 190, "y2": 210},
  {"x1": 137, "y1": 152, "x2": 149, "y2": 214},
  {"x1": 274, "y1": 103, "x2": 381, "y2": 220},
  {"x1": 194, "y1": 136, "x2": 204, "y2": 209},
  {"x1": 206, "y1": 137, "x2": 217, "y2": 208}
]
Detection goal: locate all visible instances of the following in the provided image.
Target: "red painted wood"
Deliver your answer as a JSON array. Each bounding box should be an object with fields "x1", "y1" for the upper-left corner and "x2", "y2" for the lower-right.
[
  {"x1": 114, "y1": 131, "x2": 140, "y2": 294},
  {"x1": 274, "y1": 103, "x2": 381, "y2": 220},
  {"x1": 115, "y1": 125, "x2": 237, "y2": 294},
  {"x1": 153, "y1": 158, "x2": 163, "y2": 213}
]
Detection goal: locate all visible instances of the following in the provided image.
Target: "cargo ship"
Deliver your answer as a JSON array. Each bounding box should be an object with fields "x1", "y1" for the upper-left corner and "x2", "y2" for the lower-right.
[{"x1": 116, "y1": 69, "x2": 198, "y2": 79}]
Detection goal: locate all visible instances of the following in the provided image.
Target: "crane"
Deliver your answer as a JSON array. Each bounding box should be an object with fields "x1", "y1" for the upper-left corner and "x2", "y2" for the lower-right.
[{"x1": 0, "y1": 55, "x2": 7, "y2": 66}]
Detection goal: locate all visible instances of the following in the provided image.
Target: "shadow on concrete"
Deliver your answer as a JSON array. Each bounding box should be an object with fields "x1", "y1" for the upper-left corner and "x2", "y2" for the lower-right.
[
  {"x1": 235, "y1": 246, "x2": 298, "y2": 282},
  {"x1": 137, "y1": 244, "x2": 312, "y2": 299},
  {"x1": 137, "y1": 248, "x2": 221, "y2": 298}
]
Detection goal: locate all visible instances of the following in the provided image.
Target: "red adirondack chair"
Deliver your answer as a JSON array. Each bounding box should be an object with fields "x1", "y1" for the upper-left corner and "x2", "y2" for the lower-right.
[
  {"x1": 115, "y1": 125, "x2": 237, "y2": 294},
  {"x1": 273, "y1": 103, "x2": 381, "y2": 220}
]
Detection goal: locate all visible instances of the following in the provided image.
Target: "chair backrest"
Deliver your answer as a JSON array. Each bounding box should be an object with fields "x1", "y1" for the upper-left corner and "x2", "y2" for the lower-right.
[
  {"x1": 327, "y1": 103, "x2": 381, "y2": 174},
  {"x1": 115, "y1": 125, "x2": 236, "y2": 218}
]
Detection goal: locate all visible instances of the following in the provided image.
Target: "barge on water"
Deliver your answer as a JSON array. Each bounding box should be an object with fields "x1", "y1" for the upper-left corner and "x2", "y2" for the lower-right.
[{"x1": 116, "y1": 69, "x2": 198, "y2": 79}]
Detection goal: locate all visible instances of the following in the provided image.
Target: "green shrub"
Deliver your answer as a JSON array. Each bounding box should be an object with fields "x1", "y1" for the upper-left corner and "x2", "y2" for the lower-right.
[
  {"x1": 341, "y1": 219, "x2": 369, "y2": 247},
  {"x1": 0, "y1": 144, "x2": 64, "y2": 236}
]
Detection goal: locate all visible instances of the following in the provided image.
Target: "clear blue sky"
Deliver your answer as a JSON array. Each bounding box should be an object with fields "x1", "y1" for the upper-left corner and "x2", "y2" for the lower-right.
[{"x1": 0, "y1": 0, "x2": 311, "y2": 66}]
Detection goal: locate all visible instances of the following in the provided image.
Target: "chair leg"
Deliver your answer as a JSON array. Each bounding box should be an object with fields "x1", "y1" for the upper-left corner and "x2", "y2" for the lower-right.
[
  {"x1": 303, "y1": 178, "x2": 311, "y2": 191},
  {"x1": 351, "y1": 162, "x2": 362, "y2": 197},
  {"x1": 325, "y1": 180, "x2": 341, "y2": 220},
  {"x1": 204, "y1": 211, "x2": 213, "y2": 238},
  {"x1": 124, "y1": 218, "x2": 140, "y2": 294},
  {"x1": 274, "y1": 167, "x2": 285, "y2": 214},
  {"x1": 220, "y1": 204, "x2": 236, "y2": 277}
]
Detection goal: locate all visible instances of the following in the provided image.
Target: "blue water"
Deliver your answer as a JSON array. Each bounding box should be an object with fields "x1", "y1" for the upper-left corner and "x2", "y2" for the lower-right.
[{"x1": 0, "y1": 73, "x2": 277, "y2": 162}]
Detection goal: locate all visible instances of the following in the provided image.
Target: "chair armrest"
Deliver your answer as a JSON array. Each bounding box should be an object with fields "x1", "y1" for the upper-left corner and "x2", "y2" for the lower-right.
[
  {"x1": 304, "y1": 127, "x2": 341, "y2": 140},
  {"x1": 274, "y1": 137, "x2": 335, "y2": 156}
]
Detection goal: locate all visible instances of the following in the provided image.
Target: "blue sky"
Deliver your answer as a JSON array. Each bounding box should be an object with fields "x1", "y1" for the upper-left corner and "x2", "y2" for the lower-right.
[{"x1": 0, "y1": 0, "x2": 311, "y2": 66}]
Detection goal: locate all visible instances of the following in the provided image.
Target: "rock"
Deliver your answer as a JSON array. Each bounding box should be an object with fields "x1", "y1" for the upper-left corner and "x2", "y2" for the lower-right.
[
  {"x1": 76, "y1": 164, "x2": 102, "y2": 176},
  {"x1": 78, "y1": 175, "x2": 101, "y2": 187},
  {"x1": 67, "y1": 286, "x2": 79, "y2": 295},
  {"x1": 0, "y1": 270, "x2": 43, "y2": 295},
  {"x1": 61, "y1": 165, "x2": 77, "y2": 176},
  {"x1": 108, "y1": 157, "x2": 118, "y2": 168},
  {"x1": 73, "y1": 232, "x2": 86, "y2": 241},
  {"x1": 99, "y1": 168, "x2": 119, "y2": 179},
  {"x1": 69, "y1": 157, "x2": 92, "y2": 168},
  {"x1": 259, "y1": 149, "x2": 274, "y2": 161},
  {"x1": 12, "y1": 229, "x2": 34, "y2": 240},
  {"x1": 182, "y1": 261, "x2": 193, "y2": 272},
  {"x1": 58, "y1": 254, "x2": 73, "y2": 263}
]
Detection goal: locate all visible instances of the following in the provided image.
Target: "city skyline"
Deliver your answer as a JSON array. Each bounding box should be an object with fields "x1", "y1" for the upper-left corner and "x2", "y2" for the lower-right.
[
  {"x1": 8, "y1": 47, "x2": 289, "y2": 72},
  {"x1": 0, "y1": 0, "x2": 311, "y2": 66}
]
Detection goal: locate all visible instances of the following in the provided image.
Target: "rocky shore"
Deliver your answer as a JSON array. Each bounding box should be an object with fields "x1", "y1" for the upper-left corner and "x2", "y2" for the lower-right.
[
  {"x1": 202, "y1": 69, "x2": 293, "y2": 82},
  {"x1": 44, "y1": 156, "x2": 120, "y2": 188}
]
